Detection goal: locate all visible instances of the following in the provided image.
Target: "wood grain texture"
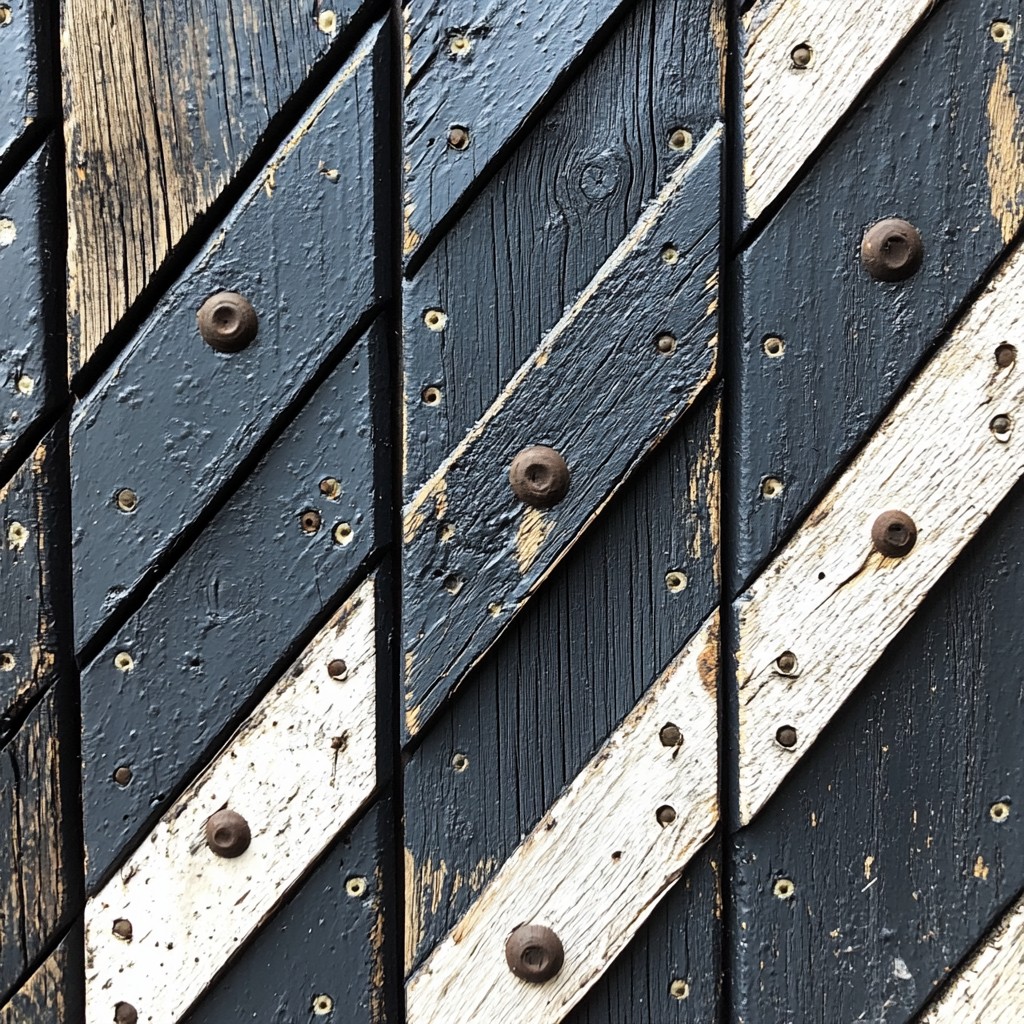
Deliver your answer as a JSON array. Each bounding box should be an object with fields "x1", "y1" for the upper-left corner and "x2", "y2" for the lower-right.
[
  {"x1": 79, "y1": 328, "x2": 384, "y2": 890},
  {"x1": 0, "y1": 0, "x2": 47, "y2": 176},
  {"x1": 402, "y1": 0, "x2": 632, "y2": 262},
  {"x1": 403, "y1": 0, "x2": 723, "y2": 497},
  {"x1": 742, "y1": 0, "x2": 935, "y2": 222},
  {"x1": 0, "y1": 935, "x2": 82, "y2": 1024},
  {"x1": 69, "y1": 24, "x2": 387, "y2": 654},
  {"x1": 402, "y1": 126, "x2": 720, "y2": 738},
  {"x1": 85, "y1": 578, "x2": 375, "y2": 1024},
  {"x1": 0, "y1": 688, "x2": 78, "y2": 1007},
  {"x1": 0, "y1": 146, "x2": 62, "y2": 484},
  {"x1": 729, "y1": 472, "x2": 1024, "y2": 1023},
  {"x1": 62, "y1": 0, "x2": 379, "y2": 370},
  {"x1": 407, "y1": 612, "x2": 717, "y2": 1024},
  {"x1": 728, "y1": 0, "x2": 1024, "y2": 595},
  {"x1": 0, "y1": 433, "x2": 66, "y2": 736},
  {"x1": 736, "y1": 239, "x2": 1024, "y2": 825},
  {"x1": 919, "y1": 892, "x2": 1024, "y2": 1023},
  {"x1": 183, "y1": 799, "x2": 393, "y2": 1024},
  {"x1": 404, "y1": 388, "x2": 721, "y2": 973}
]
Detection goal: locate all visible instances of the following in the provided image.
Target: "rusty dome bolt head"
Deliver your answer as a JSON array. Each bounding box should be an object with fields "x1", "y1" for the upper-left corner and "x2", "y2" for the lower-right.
[
  {"x1": 198, "y1": 291, "x2": 259, "y2": 352},
  {"x1": 505, "y1": 924, "x2": 565, "y2": 983},
  {"x1": 861, "y1": 219, "x2": 923, "y2": 282},
  {"x1": 205, "y1": 808, "x2": 252, "y2": 858},
  {"x1": 871, "y1": 509, "x2": 918, "y2": 558},
  {"x1": 509, "y1": 446, "x2": 570, "y2": 509},
  {"x1": 114, "y1": 1003, "x2": 139, "y2": 1024}
]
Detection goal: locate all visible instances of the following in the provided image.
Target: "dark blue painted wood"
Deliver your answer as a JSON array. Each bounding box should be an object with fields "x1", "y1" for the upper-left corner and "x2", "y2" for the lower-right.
[
  {"x1": 403, "y1": 131, "x2": 719, "y2": 738},
  {"x1": 0, "y1": 0, "x2": 47, "y2": 178},
  {"x1": 404, "y1": 0, "x2": 637, "y2": 264},
  {"x1": 728, "y1": 0, "x2": 1024, "y2": 595},
  {"x1": 69, "y1": 21, "x2": 389, "y2": 655},
  {"x1": 79, "y1": 327, "x2": 385, "y2": 890},
  {"x1": 0, "y1": 932, "x2": 83, "y2": 1024},
  {"x1": 728, "y1": 475, "x2": 1024, "y2": 1023},
  {"x1": 404, "y1": 387, "x2": 720, "y2": 1012},
  {"x1": 184, "y1": 799, "x2": 394, "y2": 1024},
  {"x1": 0, "y1": 145, "x2": 61, "y2": 485}
]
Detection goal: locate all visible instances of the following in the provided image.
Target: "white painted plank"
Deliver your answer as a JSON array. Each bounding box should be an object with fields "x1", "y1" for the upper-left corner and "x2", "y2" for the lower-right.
[
  {"x1": 920, "y1": 893, "x2": 1024, "y2": 1024},
  {"x1": 406, "y1": 613, "x2": 719, "y2": 1024},
  {"x1": 743, "y1": 0, "x2": 935, "y2": 221},
  {"x1": 737, "y1": 242, "x2": 1024, "y2": 824},
  {"x1": 84, "y1": 577, "x2": 377, "y2": 1024}
]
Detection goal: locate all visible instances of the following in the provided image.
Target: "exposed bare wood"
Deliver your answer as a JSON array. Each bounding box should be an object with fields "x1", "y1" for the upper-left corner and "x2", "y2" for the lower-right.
[
  {"x1": 406, "y1": 613, "x2": 718, "y2": 1024},
  {"x1": 736, "y1": 240, "x2": 1024, "y2": 825},
  {"x1": 84, "y1": 577, "x2": 376, "y2": 1024}
]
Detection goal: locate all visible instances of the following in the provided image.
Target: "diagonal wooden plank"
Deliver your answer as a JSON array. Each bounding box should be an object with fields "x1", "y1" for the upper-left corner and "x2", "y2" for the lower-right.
[
  {"x1": 79, "y1": 328, "x2": 384, "y2": 888},
  {"x1": 406, "y1": 613, "x2": 718, "y2": 1024},
  {"x1": 736, "y1": 238, "x2": 1024, "y2": 825},
  {"x1": 742, "y1": 0, "x2": 937, "y2": 223},
  {"x1": 68, "y1": 23, "x2": 386, "y2": 655},
  {"x1": 918, "y1": 891, "x2": 1024, "y2": 1023},
  {"x1": 62, "y1": 0, "x2": 380, "y2": 370},
  {"x1": 85, "y1": 577, "x2": 376, "y2": 1024},
  {"x1": 0, "y1": 934, "x2": 83, "y2": 1024},
  {"x1": 402, "y1": 125, "x2": 720, "y2": 738}
]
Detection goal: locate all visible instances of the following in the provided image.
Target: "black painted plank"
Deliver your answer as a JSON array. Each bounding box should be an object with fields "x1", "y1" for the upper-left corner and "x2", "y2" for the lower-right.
[
  {"x1": 403, "y1": 0, "x2": 723, "y2": 499},
  {"x1": 566, "y1": 841, "x2": 722, "y2": 1024},
  {"x1": 0, "y1": 933, "x2": 83, "y2": 1024},
  {"x1": 69, "y1": 20, "x2": 389, "y2": 655},
  {"x1": 729, "y1": 475, "x2": 1024, "y2": 1023},
  {"x1": 0, "y1": 432, "x2": 67, "y2": 736},
  {"x1": 728, "y1": 0, "x2": 1024, "y2": 595},
  {"x1": 0, "y1": 146, "x2": 62, "y2": 485},
  {"x1": 79, "y1": 326, "x2": 385, "y2": 889},
  {"x1": 184, "y1": 799, "x2": 394, "y2": 1024},
  {"x1": 404, "y1": 387, "x2": 719, "y2": 979},
  {"x1": 0, "y1": 0, "x2": 46, "y2": 177},
  {"x1": 0, "y1": 688, "x2": 80, "y2": 1007},
  {"x1": 402, "y1": 132, "x2": 720, "y2": 738}
]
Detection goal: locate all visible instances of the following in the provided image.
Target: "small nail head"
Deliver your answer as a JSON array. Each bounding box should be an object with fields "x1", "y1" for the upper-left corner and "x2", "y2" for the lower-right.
[
  {"x1": 300, "y1": 509, "x2": 322, "y2": 534},
  {"x1": 447, "y1": 126, "x2": 471, "y2": 151},
  {"x1": 505, "y1": 924, "x2": 565, "y2": 983},
  {"x1": 112, "y1": 918, "x2": 133, "y2": 941},
  {"x1": 990, "y1": 414, "x2": 1012, "y2": 440},
  {"x1": 659, "y1": 723, "x2": 683, "y2": 747},
  {"x1": 791, "y1": 43, "x2": 813, "y2": 68},
  {"x1": 113, "y1": 766, "x2": 133, "y2": 786},
  {"x1": 114, "y1": 1003, "x2": 139, "y2": 1024},
  {"x1": 656, "y1": 333, "x2": 677, "y2": 355},
  {"x1": 775, "y1": 651, "x2": 799, "y2": 675},
  {"x1": 327, "y1": 658, "x2": 348, "y2": 681},
  {"x1": 668, "y1": 128, "x2": 693, "y2": 153},
  {"x1": 116, "y1": 488, "x2": 139, "y2": 513},
  {"x1": 996, "y1": 344, "x2": 1017, "y2": 368},
  {"x1": 656, "y1": 804, "x2": 677, "y2": 826},
  {"x1": 776, "y1": 725, "x2": 798, "y2": 749}
]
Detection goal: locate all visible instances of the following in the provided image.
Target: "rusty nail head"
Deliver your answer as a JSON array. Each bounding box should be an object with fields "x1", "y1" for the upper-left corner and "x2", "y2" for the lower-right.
[
  {"x1": 660, "y1": 723, "x2": 683, "y2": 747},
  {"x1": 505, "y1": 924, "x2": 564, "y2": 983},
  {"x1": 198, "y1": 291, "x2": 258, "y2": 352},
  {"x1": 861, "y1": 219, "x2": 923, "y2": 282},
  {"x1": 116, "y1": 488, "x2": 139, "y2": 513},
  {"x1": 113, "y1": 766, "x2": 133, "y2": 786},
  {"x1": 447, "y1": 126, "x2": 471, "y2": 150},
  {"x1": 871, "y1": 509, "x2": 917, "y2": 557},
  {"x1": 327, "y1": 658, "x2": 348, "y2": 681},
  {"x1": 996, "y1": 344, "x2": 1017, "y2": 368},
  {"x1": 112, "y1": 918, "x2": 133, "y2": 941},
  {"x1": 115, "y1": 1003, "x2": 139, "y2": 1024},
  {"x1": 509, "y1": 445, "x2": 570, "y2": 508},
  {"x1": 991, "y1": 414, "x2": 1012, "y2": 437},
  {"x1": 791, "y1": 43, "x2": 813, "y2": 68},
  {"x1": 776, "y1": 725, "x2": 798, "y2": 748},
  {"x1": 776, "y1": 651, "x2": 798, "y2": 675},
  {"x1": 205, "y1": 809, "x2": 252, "y2": 858},
  {"x1": 301, "y1": 509, "x2": 322, "y2": 534},
  {"x1": 656, "y1": 804, "x2": 677, "y2": 826}
]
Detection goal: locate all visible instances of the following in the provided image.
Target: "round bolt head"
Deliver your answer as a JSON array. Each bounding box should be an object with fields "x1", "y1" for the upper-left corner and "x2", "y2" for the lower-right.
[
  {"x1": 115, "y1": 1003, "x2": 139, "y2": 1024},
  {"x1": 505, "y1": 924, "x2": 564, "y2": 983},
  {"x1": 861, "y1": 219, "x2": 923, "y2": 282},
  {"x1": 327, "y1": 658, "x2": 348, "y2": 681},
  {"x1": 790, "y1": 43, "x2": 813, "y2": 68},
  {"x1": 205, "y1": 808, "x2": 252, "y2": 858},
  {"x1": 112, "y1": 918, "x2": 133, "y2": 941},
  {"x1": 659, "y1": 723, "x2": 683, "y2": 747},
  {"x1": 871, "y1": 509, "x2": 918, "y2": 558},
  {"x1": 776, "y1": 725, "x2": 798, "y2": 749},
  {"x1": 509, "y1": 445, "x2": 570, "y2": 509},
  {"x1": 198, "y1": 291, "x2": 259, "y2": 352},
  {"x1": 113, "y1": 766, "x2": 133, "y2": 787}
]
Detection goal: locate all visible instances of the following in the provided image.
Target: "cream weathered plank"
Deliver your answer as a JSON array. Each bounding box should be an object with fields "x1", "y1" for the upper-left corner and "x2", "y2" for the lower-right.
[
  {"x1": 743, "y1": 0, "x2": 935, "y2": 221},
  {"x1": 919, "y1": 893, "x2": 1024, "y2": 1024},
  {"x1": 736, "y1": 241, "x2": 1024, "y2": 825},
  {"x1": 84, "y1": 577, "x2": 376, "y2": 1024},
  {"x1": 406, "y1": 613, "x2": 718, "y2": 1024}
]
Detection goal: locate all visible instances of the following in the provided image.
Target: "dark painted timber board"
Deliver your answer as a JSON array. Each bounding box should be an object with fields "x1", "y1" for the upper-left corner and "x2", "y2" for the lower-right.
[
  {"x1": 0, "y1": 0, "x2": 48, "y2": 178},
  {"x1": 0, "y1": 933, "x2": 83, "y2": 1024},
  {"x1": 403, "y1": 0, "x2": 722, "y2": 499},
  {"x1": 69, "y1": 21, "x2": 389, "y2": 655},
  {"x1": 184, "y1": 799, "x2": 395, "y2": 1024},
  {"x1": 728, "y1": 0, "x2": 1024, "y2": 595},
  {"x1": 729, "y1": 473, "x2": 1024, "y2": 1023},
  {"x1": 79, "y1": 326, "x2": 386, "y2": 890},
  {"x1": 405, "y1": 386, "x2": 720, "y2": 1005},
  {"x1": 402, "y1": 132, "x2": 720, "y2": 738}
]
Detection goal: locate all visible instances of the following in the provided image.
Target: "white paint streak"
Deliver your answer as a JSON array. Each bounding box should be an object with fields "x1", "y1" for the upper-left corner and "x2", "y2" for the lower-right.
[
  {"x1": 738, "y1": 241, "x2": 1024, "y2": 824},
  {"x1": 920, "y1": 892, "x2": 1024, "y2": 1023},
  {"x1": 743, "y1": 0, "x2": 934, "y2": 220},
  {"x1": 84, "y1": 577, "x2": 377, "y2": 1023},
  {"x1": 407, "y1": 614, "x2": 719, "y2": 1024}
]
